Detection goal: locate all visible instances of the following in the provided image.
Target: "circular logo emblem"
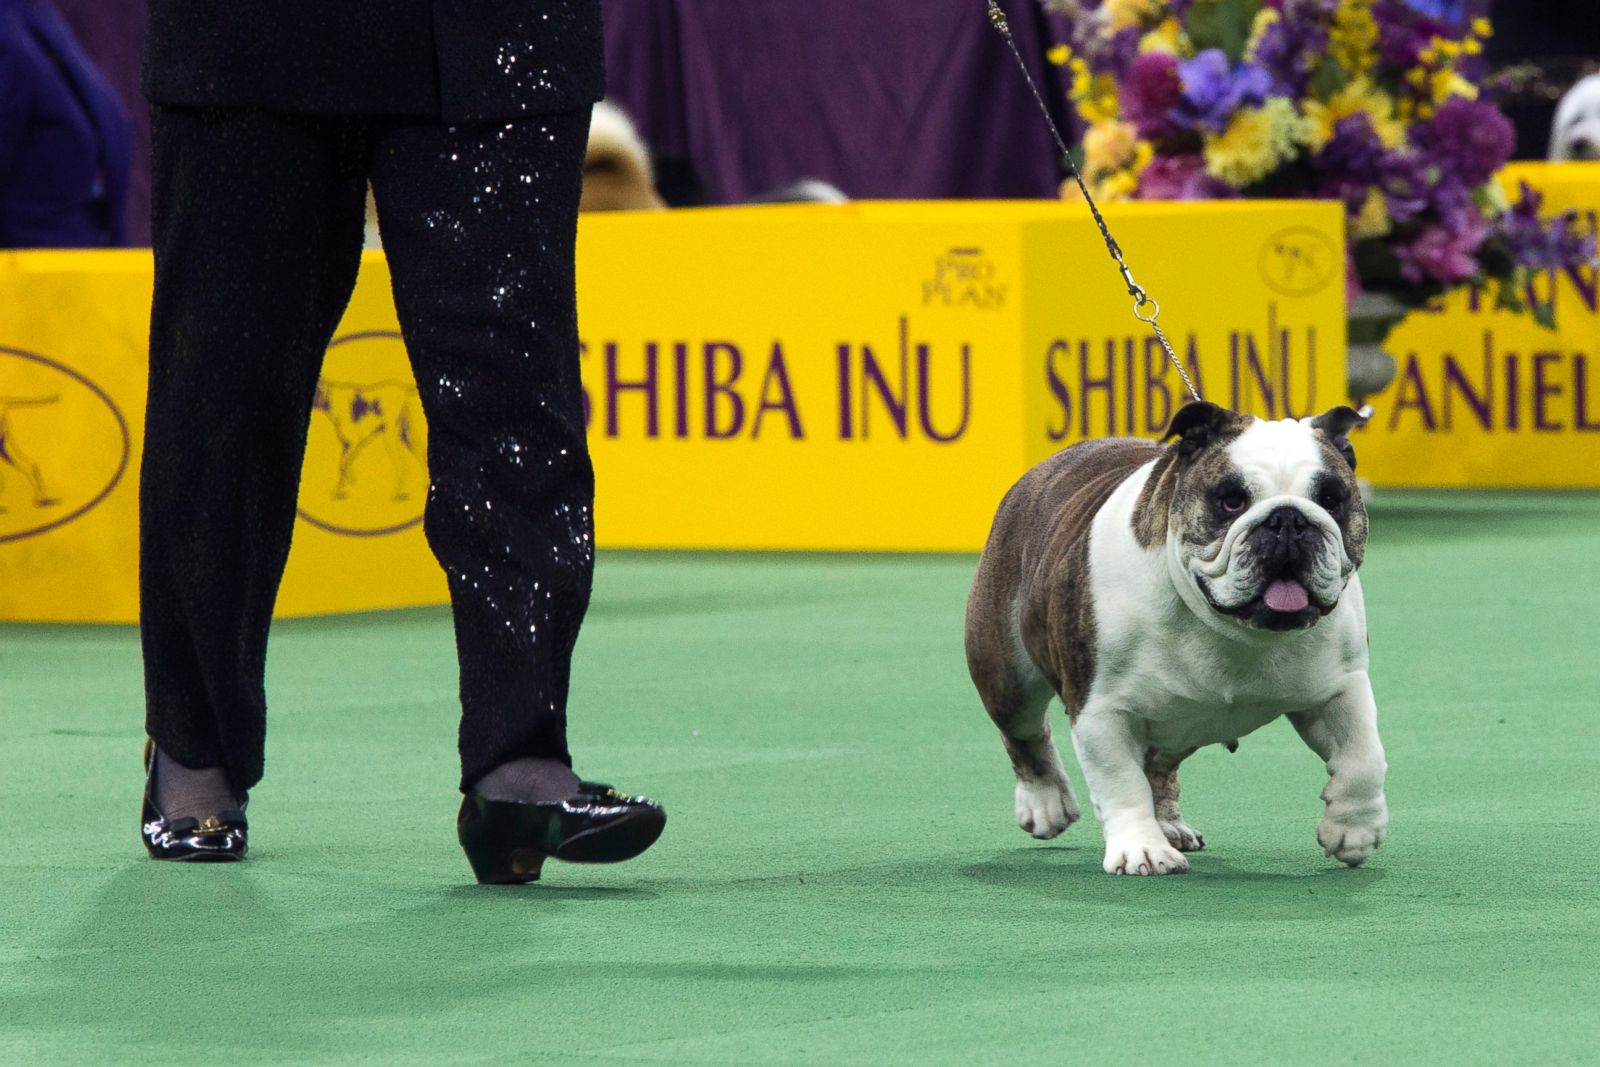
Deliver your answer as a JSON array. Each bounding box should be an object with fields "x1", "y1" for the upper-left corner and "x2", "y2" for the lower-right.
[
  {"x1": 0, "y1": 346, "x2": 130, "y2": 544},
  {"x1": 1258, "y1": 227, "x2": 1339, "y2": 297},
  {"x1": 296, "y1": 331, "x2": 430, "y2": 537}
]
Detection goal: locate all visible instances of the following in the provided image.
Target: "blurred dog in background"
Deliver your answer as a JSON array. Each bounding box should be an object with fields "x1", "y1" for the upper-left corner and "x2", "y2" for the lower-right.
[
  {"x1": 1550, "y1": 74, "x2": 1600, "y2": 160},
  {"x1": 580, "y1": 101, "x2": 666, "y2": 212}
]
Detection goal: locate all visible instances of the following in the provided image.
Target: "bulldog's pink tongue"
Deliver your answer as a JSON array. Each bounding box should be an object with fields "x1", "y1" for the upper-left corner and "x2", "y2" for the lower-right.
[{"x1": 1264, "y1": 579, "x2": 1310, "y2": 613}]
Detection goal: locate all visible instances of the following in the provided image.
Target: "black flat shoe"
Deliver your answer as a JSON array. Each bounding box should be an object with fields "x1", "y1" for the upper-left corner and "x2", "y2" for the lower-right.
[
  {"x1": 140, "y1": 740, "x2": 248, "y2": 862},
  {"x1": 457, "y1": 781, "x2": 665, "y2": 884}
]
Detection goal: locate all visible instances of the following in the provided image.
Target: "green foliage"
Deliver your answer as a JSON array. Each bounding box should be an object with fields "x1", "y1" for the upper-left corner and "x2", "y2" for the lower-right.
[
  {"x1": 1307, "y1": 56, "x2": 1350, "y2": 100},
  {"x1": 1184, "y1": 0, "x2": 1264, "y2": 63}
]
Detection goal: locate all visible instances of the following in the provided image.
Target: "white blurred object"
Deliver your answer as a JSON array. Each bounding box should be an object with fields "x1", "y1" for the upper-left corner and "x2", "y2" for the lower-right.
[
  {"x1": 1550, "y1": 74, "x2": 1600, "y2": 161},
  {"x1": 581, "y1": 100, "x2": 665, "y2": 212},
  {"x1": 745, "y1": 179, "x2": 849, "y2": 204}
]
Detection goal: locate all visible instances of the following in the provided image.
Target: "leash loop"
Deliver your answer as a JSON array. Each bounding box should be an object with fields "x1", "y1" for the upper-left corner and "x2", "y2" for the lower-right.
[{"x1": 984, "y1": 0, "x2": 1203, "y2": 404}]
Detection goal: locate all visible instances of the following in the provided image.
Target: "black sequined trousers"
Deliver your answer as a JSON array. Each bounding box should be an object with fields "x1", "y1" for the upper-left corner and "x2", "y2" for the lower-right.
[{"x1": 141, "y1": 106, "x2": 595, "y2": 792}]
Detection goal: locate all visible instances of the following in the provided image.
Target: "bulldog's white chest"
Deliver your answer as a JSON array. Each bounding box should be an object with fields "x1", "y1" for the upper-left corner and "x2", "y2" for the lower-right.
[
  {"x1": 1103, "y1": 634, "x2": 1334, "y2": 754},
  {"x1": 1083, "y1": 463, "x2": 1368, "y2": 756}
]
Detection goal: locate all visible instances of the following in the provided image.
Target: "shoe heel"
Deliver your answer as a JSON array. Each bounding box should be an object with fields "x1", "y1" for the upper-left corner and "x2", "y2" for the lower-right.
[
  {"x1": 458, "y1": 795, "x2": 552, "y2": 884},
  {"x1": 464, "y1": 843, "x2": 547, "y2": 885}
]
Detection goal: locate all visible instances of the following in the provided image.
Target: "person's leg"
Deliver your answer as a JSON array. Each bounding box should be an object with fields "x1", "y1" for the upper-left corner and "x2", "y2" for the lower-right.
[
  {"x1": 368, "y1": 111, "x2": 594, "y2": 798},
  {"x1": 142, "y1": 106, "x2": 370, "y2": 810}
]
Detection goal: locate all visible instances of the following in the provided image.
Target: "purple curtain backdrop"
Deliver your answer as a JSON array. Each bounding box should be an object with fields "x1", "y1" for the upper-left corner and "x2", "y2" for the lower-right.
[
  {"x1": 53, "y1": 0, "x2": 149, "y2": 245},
  {"x1": 36, "y1": 0, "x2": 1510, "y2": 243},
  {"x1": 601, "y1": 0, "x2": 1074, "y2": 203}
]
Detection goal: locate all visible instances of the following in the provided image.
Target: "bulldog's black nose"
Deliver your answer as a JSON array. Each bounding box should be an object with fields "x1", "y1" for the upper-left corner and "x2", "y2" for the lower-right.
[
  {"x1": 1264, "y1": 506, "x2": 1310, "y2": 535},
  {"x1": 1255, "y1": 506, "x2": 1318, "y2": 568}
]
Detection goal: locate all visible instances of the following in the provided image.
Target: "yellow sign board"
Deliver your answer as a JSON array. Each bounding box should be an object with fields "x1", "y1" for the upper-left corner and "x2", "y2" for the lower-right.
[
  {"x1": 0, "y1": 200, "x2": 1345, "y2": 622},
  {"x1": 579, "y1": 200, "x2": 1345, "y2": 553},
  {"x1": 1359, "y1": 162, "x2": 1600, "y2": 487}
]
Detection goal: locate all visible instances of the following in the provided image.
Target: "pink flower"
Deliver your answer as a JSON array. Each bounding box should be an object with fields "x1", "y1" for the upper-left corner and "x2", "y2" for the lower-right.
[
  {"x1": 1395, "y1": 219, "x2": 1487, "y2": 285},
  {"x1": 1123, "y1": 53, "x2": 1183, "y2": 140},
  {"x1": 1136, "y1": 154, "x2": 1239, "y2": 199}
]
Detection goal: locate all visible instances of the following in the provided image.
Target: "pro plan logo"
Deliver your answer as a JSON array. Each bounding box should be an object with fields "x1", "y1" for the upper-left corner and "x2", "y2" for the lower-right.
[
  {"x1": 0, "y1": 346, "x2": 130, "y2": 544},
  {"x1": 296, "y1": 331, "x2": 429, "y2": 537},
  {"x1": 923, "y1": 247, "x2": 1008, "y2": 310},
  {"x1": 1259, "y1": 227, "x2": 1339, "y2": 297}
]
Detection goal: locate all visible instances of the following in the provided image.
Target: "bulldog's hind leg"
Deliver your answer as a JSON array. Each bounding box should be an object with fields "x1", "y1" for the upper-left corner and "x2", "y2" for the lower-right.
[
  {"x1": 967, "y1": 532, "x2": 1078, "y2": 839},
  {"x1": 972, "y1": 659, "x2": 1079, "y2": 840},
  {"x1": 1146, "y1": 753, "x2": 1204, "y2": 852}
]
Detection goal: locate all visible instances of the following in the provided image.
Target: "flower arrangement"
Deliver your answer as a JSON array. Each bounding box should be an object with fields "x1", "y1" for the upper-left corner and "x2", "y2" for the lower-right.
[{"x1": 1041, "y1": 0, "x2": 1596, "y2": 324}]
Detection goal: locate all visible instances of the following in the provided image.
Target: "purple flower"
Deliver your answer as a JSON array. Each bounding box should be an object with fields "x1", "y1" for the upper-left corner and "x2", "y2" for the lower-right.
[
  {"x1": 1252, "y1": 0, "x2": 1337, "y2": 96},
  {"x1": 1172, "y1": 49, "x2": 1274, "y2": 134},
  {"x1": 1104, "y1": 27, "x2": 1143, "y2": 79},
  {"x1": 1316, "y1": 113, "x2": 1387, "y2": 202},
  {"x1": 1395, "y1": 218, "x2": 1486, "y2": 285},
  {"x1": 1428, "y1": 177, "x2": 1478, "y2": 235},
  {"x1": 1378, "y1": 151, "x2": 1435, "y2": 222},
  {"x1": 1058, "y1": 13, "x2": 1143, "y2": 79},
  {"x1": 1136, "y1": 154, "x2": 1240, "y2": 199},
  {"x1": 1372, "y1": 0, "x2": 1454, "y2": 69},
  {"x1": 1123, "y1": 53, "x2": 1183, "y2": 140},
  {"x1": 1412, "y1": 96, "x2": 1515, "y2": 187},
  {"x1": 1497, "y1": 182, "x2": 1600, "y2": 270}
]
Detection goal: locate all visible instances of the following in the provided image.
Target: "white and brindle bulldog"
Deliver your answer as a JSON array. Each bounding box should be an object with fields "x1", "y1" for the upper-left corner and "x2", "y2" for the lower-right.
[{"x1": 965, "y1": 402, "x2": 1387, "y2": 876}]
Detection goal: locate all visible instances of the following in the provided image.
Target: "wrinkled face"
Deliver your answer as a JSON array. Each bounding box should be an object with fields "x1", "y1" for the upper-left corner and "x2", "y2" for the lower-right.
[{"x1": 1171, "y1": 416, "x2": 1367, "y2": 632}]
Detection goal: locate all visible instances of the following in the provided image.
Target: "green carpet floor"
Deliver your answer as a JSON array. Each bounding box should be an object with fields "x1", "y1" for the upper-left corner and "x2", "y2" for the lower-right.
[{"x1": 2, "y1": 491, "x2": 1597, "y2": 1065}]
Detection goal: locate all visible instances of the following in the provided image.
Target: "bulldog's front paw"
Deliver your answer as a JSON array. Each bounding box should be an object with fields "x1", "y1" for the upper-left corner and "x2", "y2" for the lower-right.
[
  {"x1": 1014, "y1": 778, "x2": 1080, "y2": 839},
  {"x1": 1317, "y1": 800, "x2": 1388, "y2": 867},
  {"x1": 1159, "y1": 817, "x2": 1205, "y2": 852},
  {"x1": 1102, "y1": 835, "x2": 1189, "y2": 876}
]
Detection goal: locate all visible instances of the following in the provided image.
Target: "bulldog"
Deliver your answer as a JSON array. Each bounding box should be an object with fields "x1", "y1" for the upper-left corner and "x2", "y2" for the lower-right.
[{"x1": 964, "y1": 402, "x2": 1387, "y2": 875}]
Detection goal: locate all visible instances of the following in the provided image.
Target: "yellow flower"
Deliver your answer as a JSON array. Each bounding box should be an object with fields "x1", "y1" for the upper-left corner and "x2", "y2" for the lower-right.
[
  {"x1": 1047, "y1": 44, "x2": 1071, "y2": 67},
  {"x1": 1084, "y1": 120, "x2": 1140, "y2": 173},
  {"x1": 1244, "y1": 8, "x2": 1280, "y2": 63},
  {"x1": 1139, "y1": 17, "x2": 1185, "y2": 55},
  {"x1": 1070, "y1": 65, "x2": 1123, "y2": 124},
  {"x1": 1430, "y1": 70, "x2": 1477, "y2": 105},
  {"x1": 1302, "y1": 78, "x2": 1405, "y2": 152},
  {"x1": 1069, "y1": 122, "x2": 1152, "y2": 203},
  {"x1": 1103, "y1": 0, "x2": 1162, "y2": 31},
  {"x1": 1351, "y1": 187, "x2": 1391, "y2": 239},
  {"x1": 1097, "y1": 164, "x2": 1145, "y2": 201},
  {"x1": 1204, "y1": 97, "x2": 1304, "y2": 187},
  {"x1": 1328, "y1": 0, "x2": 1379, "y2": 76}
]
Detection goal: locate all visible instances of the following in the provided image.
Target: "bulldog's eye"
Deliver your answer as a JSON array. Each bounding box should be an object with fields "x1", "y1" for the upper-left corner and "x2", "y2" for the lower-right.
[
  {"x1": 1316, "y1": 484, "x2": 1347, "y2": 513},
  {"x1": 1218, "y1": 490, "x2": 1249, "y2": 515}
]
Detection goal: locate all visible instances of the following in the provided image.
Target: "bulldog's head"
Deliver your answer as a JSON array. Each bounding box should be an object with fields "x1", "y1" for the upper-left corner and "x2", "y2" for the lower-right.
[{"x1": 1145, "y1": 401, "x2": 1368, "y2": 632}]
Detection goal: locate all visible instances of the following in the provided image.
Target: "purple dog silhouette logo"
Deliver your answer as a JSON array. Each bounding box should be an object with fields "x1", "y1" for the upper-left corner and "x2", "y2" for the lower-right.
[
  {"x1": 297, "y1": 331, "x2": 430, "y2": 537},
  {"x1": 1258, "y1": 226, "x2": 1338, "y2": 298},
  {"x1": 0, "y1": 346, "x2": 130, "y2": 544}
]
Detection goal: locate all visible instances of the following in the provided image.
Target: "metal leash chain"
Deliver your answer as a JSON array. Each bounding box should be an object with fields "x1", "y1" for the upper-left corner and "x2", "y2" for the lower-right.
[{"x1": 985, "y1": 0, "x2": 1203, "y2": 403}]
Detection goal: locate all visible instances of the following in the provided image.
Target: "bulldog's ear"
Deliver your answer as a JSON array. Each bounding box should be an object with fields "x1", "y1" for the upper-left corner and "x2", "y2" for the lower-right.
[
  {"x1": 1306, "y1": 405, "x2": 1370, "y2": 470},
  {"x1": 1164, "y1": 401, "x2": 1241, "y2": 461}
]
